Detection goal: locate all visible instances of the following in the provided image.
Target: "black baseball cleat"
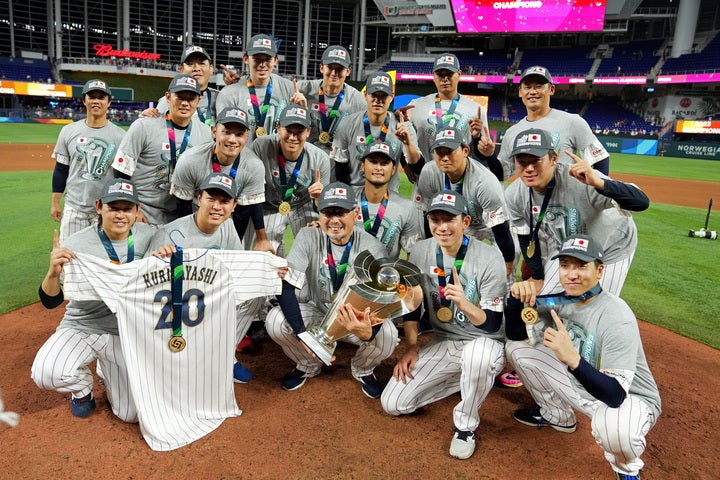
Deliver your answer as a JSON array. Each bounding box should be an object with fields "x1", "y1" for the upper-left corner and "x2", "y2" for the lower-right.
[{"x1": 513, "y1": 406, "x2": 576, "y2": 433}]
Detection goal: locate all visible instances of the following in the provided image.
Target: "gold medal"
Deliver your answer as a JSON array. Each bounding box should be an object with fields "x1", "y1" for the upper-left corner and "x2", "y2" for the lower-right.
[
  {"x1": 526, "y1": 240, "x2": 536, "y2": 258},
  {"x1": 278, "y1": 201, "x2": 291, "y2": 215},
  {"x1": 168, "y1": 335, "x2": 186, "y2": 352},
  {"x1": 318, "y1": 131, "x2": 330, "y2": 144},
  {"x1": 436, "y1": 306, "x2": 453, "y2": 322},
  {"x1": 255, "y1": 126, "x2": 267, "y2": 137},
  {"x1": 521, "y1": 307, "x2": 539, "y2": 325}
]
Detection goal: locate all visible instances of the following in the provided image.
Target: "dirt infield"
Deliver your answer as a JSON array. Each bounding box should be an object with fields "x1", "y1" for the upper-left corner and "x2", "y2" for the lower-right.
[{"x1": 1, "y1": 144, "x2": 719, "y2": 479}]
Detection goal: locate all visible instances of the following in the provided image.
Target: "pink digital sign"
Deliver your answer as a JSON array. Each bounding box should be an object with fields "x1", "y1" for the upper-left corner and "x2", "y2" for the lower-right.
[{"x1": 451, "y1": 0, "x2": 607, "y2": 33}]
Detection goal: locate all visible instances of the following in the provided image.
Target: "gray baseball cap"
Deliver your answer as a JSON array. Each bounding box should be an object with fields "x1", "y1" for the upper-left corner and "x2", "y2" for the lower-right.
[
  {"x1": 167, "y1": 74, "x2": 201, "y2": 95},
  {"x1": 366, "y1": 72, "x2": 393, "y2": 95},
  {"x1": 215, "y1": 107, "x2": 250, "y2": 129},
  {"x1": 322, "y1": 45, "x2": 351, "y2": 68},
  {"x1": 318, "y1": 182, "x2": 356, "y2": 211},
  {"x1": 278, "y1": 104, "x2": 312, "y2": 128},
  {"x1": 511, "y1": 128, "x2": 555, "y2": 158},
  {"x1": 551, "y1": 234, "x2": 605, "y2": 264},
  {"x1": 199, "y1": 172, "x2": 238, "y2": 198},
  {"x1": 520, "y1": 65, "x2": 553, "y2": 85},
  {"x1": 247, "y1": 34, "x2": 277, "y2": 56},
  {"x1": 433, "y1": 53, "x2": 460, "y2": 73},
  {"x1": 361, "y1": 141, "x2": 397, "y2": 164},
  {"x1": 100, "y1": 178, "x2": 140, "y2": 205},
  {"x1": 427, "y1": 190, "x2": 468, "y2": 216},
  {"x1": 82, "y1": 79, "x2": 112, "y2": 97},
  {"x1": 180, "y1": 45, "x2": 212, "y2": 64},
  {"x1": 431, "y1": 127, "x2": 465, "y2": 151}
]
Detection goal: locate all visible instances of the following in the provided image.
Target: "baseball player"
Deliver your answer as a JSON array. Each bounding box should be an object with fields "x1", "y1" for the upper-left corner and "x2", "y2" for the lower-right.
[
  {"x1": 51, "y1": 79, "x2": 126, "y2": 240},
  {"x1": 249, "y1": 103, "x2": 330, "y2": 257},
  {"x1": 504, "y1": 128, "x2": 648, "y2": 301},
  {"x1": 170, "y1": 107, "x2": 272, "y2": 252},
  {"x1": 381, "y1": 191, "x2": 506, "y2": 460},
  {"x1": 294, "y1": 45, "x2": 366, "y2": 156},
  {"x1": 415, "y1": 127, "x2": 515, "y2": 276},
  {"x1": 495, "y1": 65, "x2": 610, "y2": 180},
  {"x1": 61, "y1": 247, "x2": 286, "y2": 451},
  {"x1": 353, "y1": 141, "x2": 421, "y2": 258},
  {"x1": 112, "y1": 74, "x2": 212, "y2": 225},
  {"x1": 331, "y1": 72, "x2": 422, "y2": 192},
  {"x1": 215, "y1": 34, "x2": 295, "y2": 143},
  {"x1": 506, "y1": 234, "x2": 660, "y2": 480},
  {"x1": 31, "y1": 178, "x2": 155, "y2": 420},
  {"x1": 144, "y1": 45, "x2": 218, "y2": 126},
  {"x1": 266, "y1": 182, "x2": 393, "y2": 397}
]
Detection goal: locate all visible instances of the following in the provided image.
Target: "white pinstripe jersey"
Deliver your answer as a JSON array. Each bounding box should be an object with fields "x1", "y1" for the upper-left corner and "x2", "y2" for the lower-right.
[{"x1": 62, "y1": 249, "x2": 286, "y2": 451}]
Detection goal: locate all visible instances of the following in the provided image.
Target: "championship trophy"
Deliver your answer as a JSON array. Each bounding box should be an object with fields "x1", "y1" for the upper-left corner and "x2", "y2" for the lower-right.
[{"x1": 298, "y1": 250, "x2": 424, "y2": 365}]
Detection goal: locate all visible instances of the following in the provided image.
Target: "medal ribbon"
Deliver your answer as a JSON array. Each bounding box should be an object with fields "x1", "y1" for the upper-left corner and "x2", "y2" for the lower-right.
[
  {"x1": 362, "y1": 114, "x2": 389, "y2": 145},
  {"x1": 247, "y1": 78, "x2": 273, "y2": 130},
  {"x1": 277, "y1": 150, "x2": 305, "y2": 202},
  {"x1": 527, "y1": 177, "x2": 556, "y2": 258},
  {"x1": 98, "y1": 226, "x2": 134, "y2": 265},
  {"x1": 197, "y1": 89, "x2": 212, "y2": 125},
  {"x1": 434, "y1": 93, "x2": 460, "y2": 129},
  {"x1": 436, "y1": 235, "x2": 469, "y2": 307},
  {"x1": 165, "y1": 113, "x2": 192, "y2": 169},
  {"x1": 326, "y1": 234, "x2": 354, "y2": 293},
  {"x1": 318, "y1": 86, "x2": 345, "y2": 135},
  {"x1": 211, "y1": 147, "x2": 241, "y2": 178},
  {"x1": 170, "y1": 246, "x2": 184, "y2": 337},
  {"x1": 360, "y1": 191, "x2": 389, "y2": 237},
  {"x1": 444, "y1": 173, "x2": 464, "y2": 194},
  {"x1": 535, "y1": 283, "x2": 603, "y2": 307}
]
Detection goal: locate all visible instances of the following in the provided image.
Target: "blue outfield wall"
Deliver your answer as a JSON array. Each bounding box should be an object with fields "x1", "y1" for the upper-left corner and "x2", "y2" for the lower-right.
[{"x1": 598, "y1": 136, "x2": 658, "y2": 155}]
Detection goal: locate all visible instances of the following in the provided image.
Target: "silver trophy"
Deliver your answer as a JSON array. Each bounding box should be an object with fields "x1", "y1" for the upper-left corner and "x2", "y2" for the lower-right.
[{"x1": 298, "y1": 250, "x2": 424, "y2": 365}]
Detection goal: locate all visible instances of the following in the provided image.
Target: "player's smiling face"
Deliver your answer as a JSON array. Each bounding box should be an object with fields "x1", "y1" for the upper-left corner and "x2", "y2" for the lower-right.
[
  {"x1": 96, "y1": 200, "x2": 140, "y2": 240},
  {"x1": 213, "y1": 123, "x2": 248, "y2": 163},
  {"x1": 278, "y1": 124, "x2": 310, "y2": 159},
  {"x1": 558, "y1": 256, "x2": 604, "y2": 298},
  {"x1": 180, "y1": 56, "x2": 212, "y2": 90},
  {"x1": 365, "y1": 92, "x2": 392, "y2": 116},
  {"x1": 245, "y1": 54, "x2": 277, "y2": 84},
  {"x1": 195, "y1": 190, "x2": 237, "y2": 233},
  {"x1": 427, "y1": 211, "x2": 470, "y2": 253},
  {"x1": 83, "y1": 91, "x2": 111, "y2": 117},
  {"x1": 320, "y1": 207, "x2": 358, "y2": 245},
  {"x1": 515, "y1": 152, "x2": 557, "y2": 192},
  {"x1": 433, "y1": 145, "x2": 469, "y2": 181},
  {"x1": 361, "y1": 155, "x2": 395, "y2": 187},
  {"x1": 433, "y1": 69, "x2": 460, "y2": 98},
  {"x1": 167, "y1": 91, "x2": 201, "y2": 124},
  {"x1": 519, "y1": 80, "x2": 554, "y2": 114},
  {"x1": 320, "y1": 64, "x2": 350, "y2": 92}
]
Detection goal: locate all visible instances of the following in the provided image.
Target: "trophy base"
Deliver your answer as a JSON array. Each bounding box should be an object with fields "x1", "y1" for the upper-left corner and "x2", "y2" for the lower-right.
[{"x1": 298, "y1": 331, "x2": 336, "y2": 366}]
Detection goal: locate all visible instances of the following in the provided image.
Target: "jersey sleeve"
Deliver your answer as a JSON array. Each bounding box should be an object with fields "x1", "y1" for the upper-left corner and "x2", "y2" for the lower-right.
[
  {"x1": 170, "y1": 153, "x2": 199, "y2": 201},
  {"x1": 206, "y1": 249, "x2": 286, "y2": 302},
  {"x1": 62, "y1": 253, "x2": 126, "y2": 311},
  {"x1": 476, "y1": 172, "x2": 509, "y2": 229},
  {"x1": 504, "y1": 180, "x2": 531, "y2": 235},
  {"x1": 329, "y1": 119, "x2": 351, "y2": 164},
  {"x1": 571, "y1": 115, "x2": 609, "y2": 166},
  {"x1": 236, "y1": 151, "x2": 266, "y2": 206},
  {"x1": 112, "y1": 121, "x2": 147, "y2": 176},
  {"x1": 52, "y1": 124, "x2": 72, "y2": 164}
]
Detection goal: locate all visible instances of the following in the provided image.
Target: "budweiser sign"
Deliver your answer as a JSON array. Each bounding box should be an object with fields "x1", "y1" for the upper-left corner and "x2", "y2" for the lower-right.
[{"x1": 93, "y1": 44, "x2": 161, "y2": 61}]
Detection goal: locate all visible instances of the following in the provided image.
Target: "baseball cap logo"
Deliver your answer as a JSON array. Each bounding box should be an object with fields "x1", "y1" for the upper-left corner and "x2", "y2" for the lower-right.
[
  {"x1": 121, "y1": 183, "x2": 134, "y2": 193},
  {"x1": 332, "y1": 49, "x2": 346, "y2": 58},
  {"x1": 220, "y1": 176, "x2": 232, "y2": 187},
  {"x1": 444, "y1": 194, "x2": 455, "y2": 202},
  {"x1": 335, "y1": 188, "x2": 346, "y2": 196},
  {"x1": 528, "y1": 134, "x2": 541, "y2": 142},
  {"x1": 90, "y1": 81, "x2": 106, "y2": 89},
  {"x1": 373, "y1": 143, "x2": 390, "y2": 153},
  {"x1": 572, "y1": 238, "x2": 587, "y2": 247},
  {"x1": 442, "y1": 56, "x2": 454, "y2": 63},
  {"x1": 227, "y1": 109, "x2": 246, "y2": 119},
  {"x1": 262, "y1": 39, "x2": 272, "y2": 46},
  {"x1": 187, "y1": 46, "x2": 202, "y2": 54}
]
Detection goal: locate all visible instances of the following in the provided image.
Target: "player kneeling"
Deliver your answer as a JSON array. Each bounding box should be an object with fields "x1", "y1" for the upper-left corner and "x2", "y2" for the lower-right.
[{"x1": 506, "y1": 234, "x2": 661, "y2": 480}]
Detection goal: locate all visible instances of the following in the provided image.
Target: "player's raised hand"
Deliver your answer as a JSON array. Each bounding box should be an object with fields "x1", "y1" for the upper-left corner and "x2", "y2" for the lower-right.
[
  {"x1": 150, "y1": 244, "x2": 177, "y2": 258},
  {"x1": 139, "y1": 107, "x2": 160, "y2": 119},
  {"x1": 50, "y1": 197, "x2": 63, "y2": 222},
  {"x1": 47, "y1": 229, "x2": 76, "y2": 278},
  {"x1": 308, "y1": 169, "x2": 323, "y2": 201},
  {"x1": 544, "y1": 309, "x2": 581, "y2": 369},
  {"x1": 394, "y1": 115, "x2": 412, "y2": 145},
  {"x1": 510, "y1": 279, "x2": 539, "y2": 306},
  {"x1": 443, "y1": 267, "x2": 468, "y2": 312},
  {"x1": 219, "y1": 64, "x2": 240, "y2": 85},
  {"x1": 394, "y1": 105, "x2": 415, "y2": 122},
  {"x1": 567, "y1": 150, "x2": 604, "y2": 189},
  {"x1": 290, "y1": 78, "x2": 307, "y2": 107}
]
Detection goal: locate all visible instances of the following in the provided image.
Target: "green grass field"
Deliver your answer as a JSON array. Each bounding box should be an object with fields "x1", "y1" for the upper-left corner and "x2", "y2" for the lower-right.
[{"x1": 0, "y1": 124, "x2": 718, "y2": 348}]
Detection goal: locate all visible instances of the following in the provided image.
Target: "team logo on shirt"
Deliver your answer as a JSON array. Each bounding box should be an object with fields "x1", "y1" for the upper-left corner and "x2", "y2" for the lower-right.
[{"x1": 78, "y1": 137, "x2": 116, "y2": 180}]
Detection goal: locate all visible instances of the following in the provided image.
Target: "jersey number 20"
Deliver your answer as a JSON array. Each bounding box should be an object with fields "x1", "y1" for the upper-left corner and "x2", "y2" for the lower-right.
[{"x1": 153, "y1": 288, "x2": 206, "y2": 329}]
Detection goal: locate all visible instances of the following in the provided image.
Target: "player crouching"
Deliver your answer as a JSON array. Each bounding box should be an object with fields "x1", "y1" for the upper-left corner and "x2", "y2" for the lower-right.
[
  {"x1": 32, "y1": 179, "x2": 155, "y2": 419},
  {"x1": 506, "y1": 234, "x2": 661, "y2": 480}
]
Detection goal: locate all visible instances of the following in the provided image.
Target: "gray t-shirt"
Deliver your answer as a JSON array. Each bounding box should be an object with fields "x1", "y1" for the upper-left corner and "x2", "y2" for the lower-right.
[
  {"x1": 498, "y1": 108, "x2": 609, "y2": 180},
  {"x1": 251, "y1": 134, "x2": 331, "y2": 210},
  {"x1": 170, "y1": 141, "x2": 265, "y2": 206},
  {"x1": 53, "y1": 119, "x2": 126, "y2": 212},
  {"x1": 59, "y1": 222, "x2": 156, "y2": 334},
  {"x1": 148, "y1": 214, "x2": 243, "y2": 252},
  {"x1": 296, "y1": 79, "x2": 366, "y2": 153},
  {"x1": 504, "y1": 162, "x2": 637, "y2": 265},
  {"x1": 112, "y1": 116, "x2": 212, "y2": 225},
  {"x1": 215, "y1": 74, "x2": 295, "y2": 143},
  {"x1": 549, "y1": 292, "x2": 661, "y2": 418},
  {"x1": 409, "y1": 93, "x2": 488, "y2": 162},
  {"x1": 411, "y1": 236, "x2": 506, "y2": 341},
  {"x1": 415, "y1": 158, "x2": 509, "y2": 241},
  {"x1": 285, "y1": 226, "x2": 387, "y2": 314},
  {"x1": 353, "y1": 189, "x2": 421, "y2": 258},
  {"x1": 330, "y1": 110, "x2": 418, "y2": 192},
  {"x1": 156, "y1": 87, "x2": 219, "y2": 126}
]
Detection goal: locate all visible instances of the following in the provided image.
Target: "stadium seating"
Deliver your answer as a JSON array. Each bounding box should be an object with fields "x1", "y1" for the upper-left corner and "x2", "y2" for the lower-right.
[
  {"x1": 595, "y1": 40, "x2": 663, "y2": 76},
  {"x1": 0, "y1": 56, "x2": 54, "y2": 82},
  {"x1": 662, "y1": 33, "x2": 720, "y2": 74}
]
